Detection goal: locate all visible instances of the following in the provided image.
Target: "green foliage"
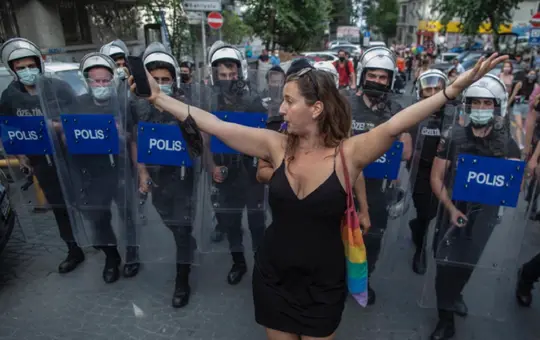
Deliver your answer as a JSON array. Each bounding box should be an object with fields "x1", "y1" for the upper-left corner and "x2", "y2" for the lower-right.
[
  {"x1": 221, "y1": 10, "x2": 253, "y2": 45},
  {"x1": 86, "y1": 2, "x2": 140, "y2": 44},
  {"x1": 364, "y1": 0, "x2": 398, "y2": 43},
  {"x1": 241, "y1": 0, "x2": 332, "y2": 51},
  {"x1": 434, "y1": 0, "x2": 522, "y2": 39}
]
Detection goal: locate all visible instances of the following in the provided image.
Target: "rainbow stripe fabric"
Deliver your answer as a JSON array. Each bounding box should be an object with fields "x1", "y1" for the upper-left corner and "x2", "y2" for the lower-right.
[{"x1": 342, "y1": 219, "x2": 368, "y2": 307}]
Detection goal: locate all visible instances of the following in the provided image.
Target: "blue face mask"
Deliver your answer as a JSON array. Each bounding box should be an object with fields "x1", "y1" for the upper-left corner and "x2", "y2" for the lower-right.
[
  {"x1": 159, "y1": 84, "x2": 173, "y2": 96},
  {"x1": 16, "y1": 67, "x2": 40, "y2": 86},
  {"x1": 91, "y1": 86, "x2": 113, "y2": 101}
]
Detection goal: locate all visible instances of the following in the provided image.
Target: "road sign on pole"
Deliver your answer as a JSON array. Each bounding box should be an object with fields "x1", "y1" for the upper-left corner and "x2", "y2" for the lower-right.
[
  {"x1": 529, "y1": 27, "x2": 540, "y2": 46},
  {"x1": 207, "y1": 12, "x2": 223, "y2": 30},
  {"x1": 183, "y1": 1, "x2": 221, "y2": 12}
]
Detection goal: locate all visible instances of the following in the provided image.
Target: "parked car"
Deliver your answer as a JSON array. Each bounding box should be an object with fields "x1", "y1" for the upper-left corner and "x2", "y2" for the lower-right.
[
  {"x1": 327, "y1": 40, "x2": 351, "y2": 49},
  {"x1": 368, "y1": 41, "x2": 386, "y2": 48},
  {"x1": 328, "y1": 44, "x2": 362, "y2": 58}
]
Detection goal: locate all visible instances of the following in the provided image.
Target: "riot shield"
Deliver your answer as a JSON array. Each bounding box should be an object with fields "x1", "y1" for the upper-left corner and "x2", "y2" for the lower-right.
[
  {"x1": 200, "y1": 69, "x2": 269, "y2": 254},
  {"x1": 36, "y1": 75, "x2": 140, "y2": 264},
  {"x1": 133, "y1": 84, "x2": 206, "y2": 265},
  {"x1": 0, "y1": 79, "x2": 71, "y2": 245},
  {"x1": 347, "y1": 89, "x2": 411, "y2": 279},
  {"x1": 377, "y1": 102, "x2": 460, "y2": 279},
  {"x1": 419, "y1": 120, "x2": 526, "y2": 320}
]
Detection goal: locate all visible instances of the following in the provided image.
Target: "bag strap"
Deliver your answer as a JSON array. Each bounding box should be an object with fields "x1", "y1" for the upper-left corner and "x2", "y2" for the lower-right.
[{"x1": 338, "y1": 143, "x2": 354, "y2": 208}]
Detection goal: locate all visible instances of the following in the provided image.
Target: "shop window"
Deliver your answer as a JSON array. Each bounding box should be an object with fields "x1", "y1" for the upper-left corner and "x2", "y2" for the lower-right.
[{"x1": 58, "y1": 0, "x2": 92, "y2": 45}]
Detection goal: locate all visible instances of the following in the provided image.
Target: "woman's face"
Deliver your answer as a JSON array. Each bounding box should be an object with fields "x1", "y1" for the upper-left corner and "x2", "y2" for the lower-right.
[
  {"x1": 527, "y1": 70, "x2": 537, "y2": 82},
  {"x1": 502, "y1": 62, "x2": 512, "y2": 74},
  {"x1": 279, "y1": 80, "x2": 322, "y2": 135}
]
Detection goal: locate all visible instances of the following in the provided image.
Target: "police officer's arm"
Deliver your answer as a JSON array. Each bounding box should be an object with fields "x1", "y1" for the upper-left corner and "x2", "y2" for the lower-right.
[
  {"x1": 430, "y1": 131, "x2": 458, "y2": 215},
  {"x1": 399, "y1": 132, "x2": 412, "y2": 161},
  {"x1": 148, "y1": 90, "x2": 284, "y2": 167},
  {"x1": 347, "y1": 53, "x2": 507, "y2": 169}
]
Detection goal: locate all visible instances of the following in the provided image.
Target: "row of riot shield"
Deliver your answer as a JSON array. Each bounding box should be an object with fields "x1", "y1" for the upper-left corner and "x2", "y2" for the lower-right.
[{"x1": 0, "y1": 71, "x2": 530, "y2": 320}]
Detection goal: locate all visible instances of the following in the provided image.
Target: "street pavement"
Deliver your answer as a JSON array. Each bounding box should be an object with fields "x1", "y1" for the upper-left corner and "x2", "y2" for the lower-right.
[{"x1": 1, "y1": 81, "x2": 540, "y2": 340}]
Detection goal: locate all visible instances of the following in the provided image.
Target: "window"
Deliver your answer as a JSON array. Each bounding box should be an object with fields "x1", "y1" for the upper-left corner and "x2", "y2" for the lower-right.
[
  {"x1": 400, "y1": 5, "x2": 407, "y2": 22},
  {"x1": 86, "y1": 3, "x2": 139, "y2": 42},
  {"x1": 0, "y1": 0, "x2": 18, "y2": 44},
  {"x1": 58, "y1": 0, "x2": 92, "y2": 45}
]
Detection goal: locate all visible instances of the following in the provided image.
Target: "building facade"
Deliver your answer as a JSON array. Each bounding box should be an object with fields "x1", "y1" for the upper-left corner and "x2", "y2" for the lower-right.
[{"x1": 0, "y1": 0, "x2": 145, "y2": 63}]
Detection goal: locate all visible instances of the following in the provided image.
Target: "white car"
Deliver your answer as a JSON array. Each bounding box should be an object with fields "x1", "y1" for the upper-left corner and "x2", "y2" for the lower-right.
[{"x1": 0, "y1": 61, "x2": 85, "y2": 96}]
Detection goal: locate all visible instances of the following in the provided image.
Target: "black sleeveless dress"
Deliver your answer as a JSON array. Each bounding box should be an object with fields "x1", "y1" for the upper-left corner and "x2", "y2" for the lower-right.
[{"x1": 252, "y1": 158, "x2": 348, "y2": 337}]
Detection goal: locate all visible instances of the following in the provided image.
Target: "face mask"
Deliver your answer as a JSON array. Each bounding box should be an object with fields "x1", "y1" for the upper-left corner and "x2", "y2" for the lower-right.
[
  {"x1": 16, "y1": 67, "x2": 40, "y2": 86},
  {"x1": 159, "y1": 84, "x2": 173, "y2": 96},
  {"x1": 527, "y1": 75, "x2": 536, "y2": 82},
  {"x1": 339, "y1": 56, "x2": 345, "y2": 62},
  {"x1": 469, "y1": 108, "x2": 493, "y2": 126},
  {"x1": 116, "y1": 68, "x2": 127, "y2": 80},
  {"x1": 180, "y1": 74, "x2": 191, "y2": 83},
  {"x1": 91, "y1": 86, "x2": 113, "y2": 101},
  {"x1": 503, "y1": 68, "x2": 511, "y2": 73},
  {"x1": 274, "y1": 53, "x2": 279, "y2": 57},
  {"x1": 363, "y1": 80, "x2": 389, "y2": 98}
]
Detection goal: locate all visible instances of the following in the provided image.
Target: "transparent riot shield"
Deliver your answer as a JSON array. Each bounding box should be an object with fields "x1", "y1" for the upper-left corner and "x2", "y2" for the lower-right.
[
  {"x1": 262, "y1": 69, "x2": 285, "y2": 132},
  {"x1": 0, "y1": 80, "x2": 73, "y2": 245},
  {"x1": 376, "y1": 103, "x2": 460, "y2": 280},
  {"x1": 37, "y1": 76, "x2": 140, "y2": 264},
  {"x1": 347, "y1": 89, "x2": 411, "y2": 279},
  {"x1": 133, "y1": 85, "x2": 205, "y2": 265},
  {"x1": 200, "y1": 69, "x2": 269, "y2": 254},
  {"x1": 419, "y1": 119, "x2": 526, "y2": 320}
]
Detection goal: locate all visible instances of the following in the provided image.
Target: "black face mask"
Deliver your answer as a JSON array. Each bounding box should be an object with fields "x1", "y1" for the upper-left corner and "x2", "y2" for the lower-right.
[
  {"x1": 363, "y1": 80, "x2": 389, "y2": 98},
  {"x1": 181, "y1": 74, "x2": 191, "y2": 83},
  {"x1": 218, "y1": 79, "x2": 245, "y2": 98},
  {"x1": 339, "y1": 56, "x2": 345, "y2": 62},
  {"x1": 260, "y1": 55, "x2": 269, "y2": 62}
]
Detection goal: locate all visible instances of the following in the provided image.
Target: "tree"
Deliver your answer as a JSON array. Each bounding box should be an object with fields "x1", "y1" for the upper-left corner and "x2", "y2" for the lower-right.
[
  {"x1": 86, "y1": 2, "x2": 141, "y2": 45},
  {"x1": 221, "y1": 10, "x2": 253, "y2": 45},
  {"x1": 241, "y1": 0, "x2": 333, "y2": 51},
  {"x1": 364, "y1": 0, "x2": 398, "y2": 44},
  {"x1": 434, "y1": 0, "x2": 522, "y2": 50}
]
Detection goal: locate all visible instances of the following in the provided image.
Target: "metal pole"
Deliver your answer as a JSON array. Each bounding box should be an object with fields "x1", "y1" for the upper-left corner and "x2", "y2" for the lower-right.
[{"x1": 202, "y1": 12, "x2": 207, "y2": 68}]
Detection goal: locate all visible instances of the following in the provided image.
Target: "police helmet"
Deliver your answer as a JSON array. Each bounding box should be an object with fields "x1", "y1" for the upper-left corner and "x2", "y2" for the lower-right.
[
  {"x1": 100, "y1": 39, "x2": 129, "y2": 60},
  {"x1": 314, "y1": 62, "x2": 339, "y2": 88},
  {"x1": 179, "y1": 55, "x2": 195, "y2": 70},
  {"x1": 80, "y1": 52, "x2": 117, "y2": 78},
  {"x1": 0, "y1": 38, "x2": 44, "y2": 77},
  {"x1": 357, "y1": 46, "x2": 397, "y2": 90},
  {"x1": 462, "y1": 74, "x2": 508, "y2": 117},
  {"x1": 415, "y1": 69, "x2": 449, "y2": 100},
  {"x1": 143, "y1": 42, "x2": 180, "y2": 88},
  {"x1": 208, "y1": 41, "x2": 248, "y2": 85}
]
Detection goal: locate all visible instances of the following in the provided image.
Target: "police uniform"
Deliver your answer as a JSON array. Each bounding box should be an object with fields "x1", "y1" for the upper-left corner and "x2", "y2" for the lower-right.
[
  {"x1": 432, "y1": 116, "x2": 519, "y2": 326},
  {"x1": 350, "y1": 92, "x2": 402, "y2": 276},
  {"x1": 0, "y1": 78, "x2": 82, "y2": 259},
  {"x1": 209, "y1": 89, "x2": 267, "y2": 257}
]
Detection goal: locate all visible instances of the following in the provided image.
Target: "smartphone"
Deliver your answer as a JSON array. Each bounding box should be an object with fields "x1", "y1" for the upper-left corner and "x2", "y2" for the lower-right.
[{"x1": 127, "y1": 56, "x2": 152, "y2": 97}]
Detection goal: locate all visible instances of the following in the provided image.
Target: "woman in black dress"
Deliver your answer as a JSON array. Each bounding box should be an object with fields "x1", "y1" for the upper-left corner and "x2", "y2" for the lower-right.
[{"x1": 130, "y1": 53, "x2": 507, "y2": 339}]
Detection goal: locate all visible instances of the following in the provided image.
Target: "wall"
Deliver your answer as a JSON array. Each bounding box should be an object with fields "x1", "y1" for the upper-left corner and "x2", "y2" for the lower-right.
[{"x1": 512, "y1": 0, "x2": 539, "y2": 24}]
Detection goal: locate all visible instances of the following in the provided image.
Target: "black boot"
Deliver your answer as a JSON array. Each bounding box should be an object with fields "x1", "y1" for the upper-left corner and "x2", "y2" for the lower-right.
[
  {"x1": 101, "y1": 247, "x2": 121, "y2": 284},
  {"x1": 430, "y1": 309, "x2": 455, "y2": 340},
  {"x1": 516, "y1": 268, "x2": 534, "y2": 307},
  {"x1": 452, "y1": 294, "x2": 468, "y2": 317},
  {"x1": 172, "y1": 264, "x2": 191, "y2": 308},
  {"x1": 123, "y1": 246, "x2": 140, "y2": 278},
  {"x1": 58, "y1": 242, "x2": 85, "y2": 274},
  {"x1": 227, "y1": 252, "x2": 247, "y2": 285},
  {"x1": 367, "y1": 284, "x2": 376, "y2": 305},
  {"x1": 412, "y1": 248, "x2": 427, "y2": 275}
]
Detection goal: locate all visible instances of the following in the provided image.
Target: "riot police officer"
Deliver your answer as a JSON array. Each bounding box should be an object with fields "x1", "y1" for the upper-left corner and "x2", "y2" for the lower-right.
[
  {"x1": 100, "y1": 39, "x2": 130, "y2": 80},
  {"x1": 0, "y1": 38, "x2": 83, "y2": 273},
  {"x1": 429, "y1": 74, "x2": 519, "y2": 340},
  {"x1": 73, "y1": 53, "x2": 139, "y2": 283},
  {"x1": 408, "y1": 69, "x2": 451, "y2": 275},
  {"x1": 351, "y1": 46, "x2": 412, "y2": 305},
  {"x1": 131, "y1": 43, "x2": 202, "y2": 308},
  {"x1": 178, "y1": 56, "x2": 199, "y2": 103},
  {"x1": 208, "y1": 43, "x2": 266, "y2": 285}
]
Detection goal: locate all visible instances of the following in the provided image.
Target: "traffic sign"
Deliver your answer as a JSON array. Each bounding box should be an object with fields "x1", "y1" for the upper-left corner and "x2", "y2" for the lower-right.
[
  {"x1": 529, "y1": 27, "x2": 540, "y2": 46},
  {"x1": 531, "y1": 12, "x2": 540, "y2": 27},
  {"x1": 183, "y1": 1, "x2": 221, "y2": 12},
  {"x1": 207, "y1": 12, "x2": 223, "y2": 30}
]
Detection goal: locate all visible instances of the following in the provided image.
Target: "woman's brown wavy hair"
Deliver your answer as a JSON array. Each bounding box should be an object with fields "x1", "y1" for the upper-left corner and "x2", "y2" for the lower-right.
[{"x1": 284, "y1": 68, "x2": 352, "y2": 162}]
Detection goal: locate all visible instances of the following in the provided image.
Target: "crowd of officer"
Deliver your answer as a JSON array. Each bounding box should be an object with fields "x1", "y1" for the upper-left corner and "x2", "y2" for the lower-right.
[{"x1": 1, "y1": 36, "x2": 540, "y2": 340}]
